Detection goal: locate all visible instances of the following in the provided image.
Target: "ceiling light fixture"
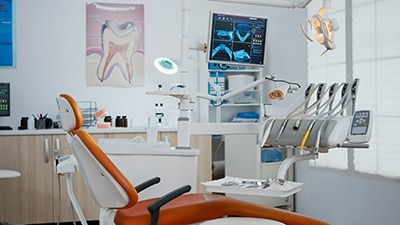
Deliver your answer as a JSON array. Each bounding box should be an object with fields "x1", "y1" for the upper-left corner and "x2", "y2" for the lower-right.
[{"x1": 301, "y1": 0, "x2": 339, "y2": 55}]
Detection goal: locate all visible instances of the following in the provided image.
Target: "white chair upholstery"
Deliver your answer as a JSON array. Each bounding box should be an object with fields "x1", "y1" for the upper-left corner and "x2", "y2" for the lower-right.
[{"x1": 199, "y1": 217, "x2": 285, "y2": 225}]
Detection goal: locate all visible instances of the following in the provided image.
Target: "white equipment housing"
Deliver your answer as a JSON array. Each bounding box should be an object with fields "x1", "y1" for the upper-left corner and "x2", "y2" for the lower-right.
[{"x1": 266, "y1": 117, "x2": 351, "y2": 152}]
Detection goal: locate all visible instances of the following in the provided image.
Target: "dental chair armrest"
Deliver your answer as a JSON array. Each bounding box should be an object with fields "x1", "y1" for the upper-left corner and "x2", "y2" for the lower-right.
[
  {"x1": 135, "y1": 177, "x2": 161, "y2": 193},
  {"x1": 147, "y1": 185, "x2": 192, "y2": 225}
]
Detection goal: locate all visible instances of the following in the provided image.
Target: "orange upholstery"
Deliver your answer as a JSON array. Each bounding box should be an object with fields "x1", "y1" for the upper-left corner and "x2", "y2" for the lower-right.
[
  {"x1": 72, "y1": 129, "x2": 139, "y2": 209},
  {"x1": 57, "y1": 93, "x2": 329, "y2": 225},
  {"x1": 116, "y1": 194, "x2": 328, "y2": 225}
]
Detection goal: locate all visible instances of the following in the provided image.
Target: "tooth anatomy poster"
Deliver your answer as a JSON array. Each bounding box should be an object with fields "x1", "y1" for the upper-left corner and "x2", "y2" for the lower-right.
[
  {"x1": 86, "y1": 3, "x2": 144, "y2": 87},
  {"x1": 0, "y1": 0, "x2": 14, "y2": 67}
]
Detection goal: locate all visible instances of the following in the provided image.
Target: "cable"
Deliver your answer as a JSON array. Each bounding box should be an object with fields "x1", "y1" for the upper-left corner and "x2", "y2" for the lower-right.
[
  {"x1": 297, "y1": 83, "x2": 344, "y2": 151},
  {"x1": 274, "y1": 83, "x2": 320, "y2": 142},
  {"x1": 215, "y1": 136, "x2": 224, "y2": 157},
  {"x1": 312, "y1": 79, "x2": 358, "y2": 152},
  {"x1": 259, "y1": 90, "x2": 308, "y2": 147},
  {"x1": 211, "y1": 100, "x2": 225, "y2": 107},
  {"x1": 259, "y1": 117, "x2": 276, "y2": 147},
  {"x1": 291, "y1": 83, "x2": 330, "y2": 130},
  {"x1": 299, "y1": 83, "x2": 350, "y2": 151},
  {"x1": 169, "y1": 84, "x2": 186, "y2": 91},
  {"x1": 264, "y1": 77, "x2": 301, "y2": 89},
  {"x1": 56, "y1": 175, "x2": 61, "y2": 225}
]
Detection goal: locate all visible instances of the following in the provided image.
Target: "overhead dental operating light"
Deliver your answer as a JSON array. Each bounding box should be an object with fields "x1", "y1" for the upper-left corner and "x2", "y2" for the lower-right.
[
  {"x1": 208, "y1": 0, "x2": 339, "y2": 55},
  {"x1": 301, "y1": 0, "x2": 339, "y2": 55}
]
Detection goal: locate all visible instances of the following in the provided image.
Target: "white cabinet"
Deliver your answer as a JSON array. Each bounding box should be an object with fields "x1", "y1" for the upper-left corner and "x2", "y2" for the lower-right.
[
  {"x1": 207, "y1": 66, "x2": 294, "y2": 209},
  {"x1": 208, "y1": 66, "x2": 265, "y2": 123},
  {"x1": 0, "y1": 135, "x2": 54, "y2": 224},
  {"x1": 0, "y1": 134, "x2": 105, "y2": 224}
]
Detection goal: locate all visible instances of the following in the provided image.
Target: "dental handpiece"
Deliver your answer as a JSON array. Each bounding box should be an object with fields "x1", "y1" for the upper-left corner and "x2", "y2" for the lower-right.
[
  {"x1": 276, "y1": 84, "x2": 320, "y2": 142},
  {"x1": 275, "y1": 121, "x2": 287, "y2": 142}
]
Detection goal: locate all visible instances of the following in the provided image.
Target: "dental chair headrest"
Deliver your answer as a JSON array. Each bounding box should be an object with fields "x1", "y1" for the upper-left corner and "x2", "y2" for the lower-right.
[{"x1": 56, "y1": 94, "x2": 83, "y2": 132}]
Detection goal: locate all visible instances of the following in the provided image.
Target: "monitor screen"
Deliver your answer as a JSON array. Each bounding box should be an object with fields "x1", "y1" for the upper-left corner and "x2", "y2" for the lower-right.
[
  {"x1": 207, "y1": 12, "x2": 268, "y2": 67},
  {"x1": 0, "y1": 83, "x2": 10, "y2": 117}
]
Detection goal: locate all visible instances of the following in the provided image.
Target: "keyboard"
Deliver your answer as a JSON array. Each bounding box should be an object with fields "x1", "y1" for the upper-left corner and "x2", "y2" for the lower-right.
[{"x1": 0, "y1": 126, "x2": 12, "y2": 130}]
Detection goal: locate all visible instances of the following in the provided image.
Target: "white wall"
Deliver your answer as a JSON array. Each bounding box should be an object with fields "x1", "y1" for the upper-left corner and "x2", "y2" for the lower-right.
[
  {"x1": 0, "y1": 0, "x2": 307, "y2": 129},
  {"x1": 296, "y1": 162, "x2": 400, "y2": 225},
  {"x1": 4, "y1": 1, "x2": 400, "y2": 225}
]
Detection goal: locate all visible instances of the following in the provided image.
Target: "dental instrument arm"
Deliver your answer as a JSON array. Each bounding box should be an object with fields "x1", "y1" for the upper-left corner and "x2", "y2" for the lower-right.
[
  {"x1": 259, "y1": 92, "x2": 308, "y2": 147},
  {"x1": 263, "y1": 79, "x2": 366, "y2": 151},
  {"x1": 277, "y1": 153, "x2": 317, "y2": 180},
  {"x1": 298, "y1": 81, "x2": 352, "y2": 151},
  {"x1": 292, "y1": 83, "x2": 329, "y2": 130},
  {"x1": 274, "y1": 83, "x2": 320, "y2": 141},
  {"x1": 313, "y1": 79, "x2": 360, "y2": 152},
  {"x1": 308, "y1": 84, "x2": 353, "y2": 151},
  {"x1": 298, "y1": 83, "x2": 345, "y2": 151}
]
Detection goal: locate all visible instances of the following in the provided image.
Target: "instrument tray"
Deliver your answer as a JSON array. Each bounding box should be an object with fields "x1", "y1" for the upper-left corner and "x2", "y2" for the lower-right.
[{"x1": 202, "y1": 176, "x2": 303, "y2": 197}]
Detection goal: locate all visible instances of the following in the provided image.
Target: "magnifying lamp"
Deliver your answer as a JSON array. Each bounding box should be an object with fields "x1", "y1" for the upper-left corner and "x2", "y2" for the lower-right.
[{"x1": 154, "y1": 57, "x2": 180, "y2": 75}]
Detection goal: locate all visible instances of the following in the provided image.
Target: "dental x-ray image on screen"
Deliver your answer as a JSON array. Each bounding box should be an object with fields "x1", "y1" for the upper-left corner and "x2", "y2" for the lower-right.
[{"x1": 207, "y1": 12, "x2": 268, "y2": 67}]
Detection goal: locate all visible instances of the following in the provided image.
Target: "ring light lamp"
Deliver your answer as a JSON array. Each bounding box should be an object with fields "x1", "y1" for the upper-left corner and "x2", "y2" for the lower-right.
[{"x1": 154, "y1": 57, "x2": 179, "y2": 75}]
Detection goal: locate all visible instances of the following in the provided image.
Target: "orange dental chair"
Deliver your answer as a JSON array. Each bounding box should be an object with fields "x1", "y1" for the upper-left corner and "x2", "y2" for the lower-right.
[{"x1": 56, "y1": 93, "x2": 329, "y2": 225}]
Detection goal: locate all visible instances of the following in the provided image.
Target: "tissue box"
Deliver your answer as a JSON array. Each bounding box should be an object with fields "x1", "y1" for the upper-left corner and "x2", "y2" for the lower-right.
[
  {"x1": 227, "y1": 91, "x2": 258, "y2": 104},
  {"x1": 261, "y1": 148, "x2": 286, "y2": 163}
]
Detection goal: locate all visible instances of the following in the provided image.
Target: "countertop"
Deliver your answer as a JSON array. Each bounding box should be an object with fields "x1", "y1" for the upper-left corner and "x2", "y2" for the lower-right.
[{"x1": 0, "y1": 126, "x2": 178, "y2": 136}]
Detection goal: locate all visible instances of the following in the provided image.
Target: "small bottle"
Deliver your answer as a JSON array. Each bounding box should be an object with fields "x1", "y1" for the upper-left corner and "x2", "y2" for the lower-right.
[
  {"x1": 121, "y1": 116, "x2": 128, "y2": 128},
  {"x1": 104, "y1": 116, "x2": 112, "y2": 126},
  {"x1": 115, "y1": 116, "x2": 122, "y2": 127}
]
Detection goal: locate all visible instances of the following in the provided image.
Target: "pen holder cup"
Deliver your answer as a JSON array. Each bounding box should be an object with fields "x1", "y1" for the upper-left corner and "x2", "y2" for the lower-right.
[{"x1": 34, "y1": 118, "x2": 46, "y2": 129}]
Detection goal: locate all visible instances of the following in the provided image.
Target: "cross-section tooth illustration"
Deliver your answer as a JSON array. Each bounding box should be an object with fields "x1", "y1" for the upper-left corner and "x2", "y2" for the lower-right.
[{"x1": 97, "y1": 20, "x2": 138, "y2": 83}]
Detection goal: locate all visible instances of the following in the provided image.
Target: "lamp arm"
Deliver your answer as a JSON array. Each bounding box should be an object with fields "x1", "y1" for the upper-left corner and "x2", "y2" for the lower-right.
[
  {"x1": 221, "y1": 74, "x2": 275, "y2": 101},
  {"x1": 196, "y1": 92, "x2": 218, "y2": 102},
  {"x1": 300, "y1": 20, "x2": 314, "y2": 42},
  {"x1": 299, "y1": 0, "x2": 314, "y2": 8},
  {"x1": 196, "y1": 74, "x2": 300, "y2": 103}
]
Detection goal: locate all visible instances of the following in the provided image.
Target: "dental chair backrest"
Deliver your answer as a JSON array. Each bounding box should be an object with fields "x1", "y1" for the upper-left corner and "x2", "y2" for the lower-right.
[{"x1": 56, "y1": 94, "x2": 138, "y2": 209}]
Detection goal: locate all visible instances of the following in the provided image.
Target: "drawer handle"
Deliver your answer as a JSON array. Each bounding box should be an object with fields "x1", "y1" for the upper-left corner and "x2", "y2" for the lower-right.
[{"x1": 44, "y1": 138, "x2": 49, "y2": 163}]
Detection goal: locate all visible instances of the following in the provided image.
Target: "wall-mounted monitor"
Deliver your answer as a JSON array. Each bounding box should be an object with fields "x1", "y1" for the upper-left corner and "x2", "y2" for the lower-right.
[
  {"x1": 207, "y1": 12, "x2": 268, "y2": 67},
  {"x1": 0, "y1": 83, "x2": 10, "y2": 117}
]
